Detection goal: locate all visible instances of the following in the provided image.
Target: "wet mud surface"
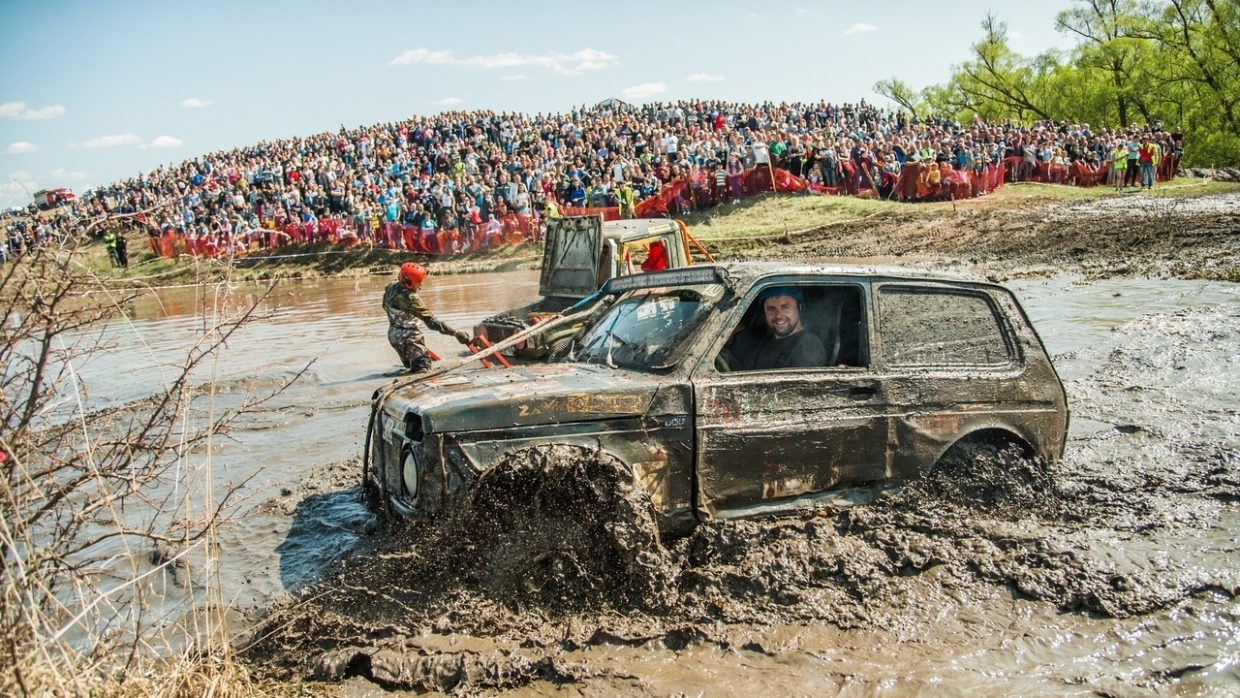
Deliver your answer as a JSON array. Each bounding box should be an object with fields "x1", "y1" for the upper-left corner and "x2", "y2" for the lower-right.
[
  {"x1": 82, "y1": 203, "x2": 1240, "y2": 694},
  {"x1": 238, "y1": 299, "x2": 1240, "y2": 695}
]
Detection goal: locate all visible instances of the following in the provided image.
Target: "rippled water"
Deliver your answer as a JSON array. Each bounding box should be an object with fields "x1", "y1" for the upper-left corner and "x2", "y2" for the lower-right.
[{"x1": 81, "y1": 269, "x2": 1240, "y2": 695}]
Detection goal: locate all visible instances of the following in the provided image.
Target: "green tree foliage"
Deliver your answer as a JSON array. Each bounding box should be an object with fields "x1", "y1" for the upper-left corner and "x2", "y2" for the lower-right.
[{"x1": 873, "y1": 0, "x2": 1240, "y2": 165}]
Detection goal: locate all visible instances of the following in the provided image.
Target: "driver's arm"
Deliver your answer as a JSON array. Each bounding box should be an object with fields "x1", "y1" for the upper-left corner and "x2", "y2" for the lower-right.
[{"x1": 719, "y1": 325, "x2": 755, "y2": 372}]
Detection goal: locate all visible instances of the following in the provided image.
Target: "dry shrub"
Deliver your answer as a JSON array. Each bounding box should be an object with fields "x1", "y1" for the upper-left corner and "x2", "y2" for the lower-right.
[{"x1": 1, "y1": 229, "x2": 304, "y2": 696}]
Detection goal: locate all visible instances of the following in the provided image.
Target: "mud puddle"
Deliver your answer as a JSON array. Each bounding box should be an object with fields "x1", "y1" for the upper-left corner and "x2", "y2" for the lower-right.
[
  {"x1": 1046, "y1": 190, "x2": 1240, "y2": 220},
  {"x1": 236, "y1": 282, "x2": 1240, "y2": 696}
]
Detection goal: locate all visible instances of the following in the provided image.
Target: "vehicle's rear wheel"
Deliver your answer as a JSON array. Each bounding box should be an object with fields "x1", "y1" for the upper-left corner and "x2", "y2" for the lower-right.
[
  {"x1": 925, "y1": 438, "x2": 1053, "y2": 509},
  {"x1": 462, "y1": 444, "x2": 672, "y2": 609}
]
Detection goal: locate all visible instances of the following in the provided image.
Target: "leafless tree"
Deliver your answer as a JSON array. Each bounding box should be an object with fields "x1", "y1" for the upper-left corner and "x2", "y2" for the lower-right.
[{"x1": 1, "y1": 229, "x2": 304, "y2": 695}]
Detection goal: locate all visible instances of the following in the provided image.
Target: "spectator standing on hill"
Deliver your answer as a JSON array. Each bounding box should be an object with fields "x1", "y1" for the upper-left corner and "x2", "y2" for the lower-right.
[
  {"x1": 1139, "y1": 135, "x2": 1160, "y2": 190},
  {"x1": 726, "y1": 153, "x2": 745, "y2": 203},
  {"x1": 1111, "y1": 140, "x2": 1128, "y2": 192},
  {"x1": 1125, "y1": 132, "x2": 1141, "y2": 188},
  {"x1": 103, "y1": 230, "x2": 120, "y2": 267}
]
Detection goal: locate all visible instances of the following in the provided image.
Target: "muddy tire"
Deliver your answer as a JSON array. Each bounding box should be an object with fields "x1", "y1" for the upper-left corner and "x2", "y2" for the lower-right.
[
  {"x1": 925, "y1": 439, "x2": 1053, "y2": 509},
  {"x1": 361, "y1": 415, "x2": 391, "y2": 521},
  {"x1": 461, "y1": 444, "x2": 672, "y2": 609},
  {"x1": 361, "y1": 469, "x2": 387, "y2": 519}
]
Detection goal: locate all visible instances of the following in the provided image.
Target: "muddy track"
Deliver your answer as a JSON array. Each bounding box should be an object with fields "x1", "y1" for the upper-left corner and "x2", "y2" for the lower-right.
[
  {"x1": 718, "y1": 193, "x2": 1240, "y2": 281},
  {"x1": 236, "y1": 201, "x2": 1240, "y2": 695},
  {"x1": 240, "y1": 300, "x2": 1240, "y2": 692}
]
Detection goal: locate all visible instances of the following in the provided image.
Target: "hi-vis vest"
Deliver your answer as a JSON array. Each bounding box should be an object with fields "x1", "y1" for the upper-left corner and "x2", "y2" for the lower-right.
[
  {"x1": 1112, "y1": 149, "x2": 1128, "y2": 169},
  {"x1": 1142, "y1": 143, "x2": 1161, "y2": 165}
]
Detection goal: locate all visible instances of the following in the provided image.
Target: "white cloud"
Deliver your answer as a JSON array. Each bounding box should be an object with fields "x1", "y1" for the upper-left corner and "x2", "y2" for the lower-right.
[
  {"x1": 622, "y1": 82, "x2": 668, "y2": 100},
  {"x1": 23, "y1": 105, "x2": 65, "y2": 120},
  {"x1": 390, "y1": 48, "x2": 453, "y2": 66},
  {"x1": 181, "y1": 97, "x2": 212, "y2": 108},
  {"x1": 437, "y1": 97, "x2": 463, "y2": 105},
  {"x1": 5, "y1": 142, "x2": 38, "y2": 154},
  {"x1": 147, "y1": 135, "x2": 183, "y2": 149},
  {"x1": 390, "y1": 47, "x2": 618, "y2": 76},
  {"x1": 0, "y1": 101, "x2": 66, "y2": 120},
  {"x1": 81, "y1": 134, "x2": 142, "y2": 148},
  {"x1": 50, "y1": 168, "x2": 89, "y2": 180},
  {"x1": 687, "y1": 73, "x2": 724, "y2": 82},
  {"x1": 501, "y1": 74, "x2": 529, "y2": 81},
  {"x1": 1009, "y1": 30, "x2": 1023, "y2": 40},
  {"x1": 842, "y1": 23, "x2": 878, "y2": 36}
]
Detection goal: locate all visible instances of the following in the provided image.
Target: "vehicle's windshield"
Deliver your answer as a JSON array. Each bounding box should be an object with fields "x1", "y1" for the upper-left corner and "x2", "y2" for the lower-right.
[{"x1": 568, "y1": 283, "x2": 727, "y2": 369}]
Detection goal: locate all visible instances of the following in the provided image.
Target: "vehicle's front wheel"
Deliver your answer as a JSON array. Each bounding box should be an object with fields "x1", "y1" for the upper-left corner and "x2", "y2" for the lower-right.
[
  {"x1": 925, "y1": 438, "x2": 1053, "y2": 509},
  {"x1": 463, "y1": 444, "x2": 673, "y2": 609}
]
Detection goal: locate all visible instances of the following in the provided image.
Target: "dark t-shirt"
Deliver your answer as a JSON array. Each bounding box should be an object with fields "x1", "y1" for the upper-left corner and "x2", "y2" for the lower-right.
[{"x1": 725, "y1": 328, "x2": 828, "y2": 370}]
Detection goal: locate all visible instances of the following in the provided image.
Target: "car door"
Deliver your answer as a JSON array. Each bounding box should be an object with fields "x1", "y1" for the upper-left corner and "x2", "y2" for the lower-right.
[
  {"x1": 872, "y1": 282, "x2": 1026, "y2": 478},
  {"x1": 691, "y1": 278, "x2": 890, "y2": 519}
]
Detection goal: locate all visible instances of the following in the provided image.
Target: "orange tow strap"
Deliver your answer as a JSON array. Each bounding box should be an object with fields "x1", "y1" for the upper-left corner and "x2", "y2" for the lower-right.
[
  {"x1": 473, "y1": 335, "x2": 513, "y2": 368},
  {"x1": 464, "y1": 341, "x2": 495, "y2": 369}
]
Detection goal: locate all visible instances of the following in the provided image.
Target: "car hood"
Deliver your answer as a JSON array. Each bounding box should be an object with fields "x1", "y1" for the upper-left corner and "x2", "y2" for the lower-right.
[{"x1": 387, "y1": 363, "x2": 660, "y2": 434}]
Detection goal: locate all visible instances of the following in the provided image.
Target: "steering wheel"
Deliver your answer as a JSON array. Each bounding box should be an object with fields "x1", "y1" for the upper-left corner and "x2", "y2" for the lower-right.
[{"x1": 714, "y1": 353, "x2": 731, "y2": 373}]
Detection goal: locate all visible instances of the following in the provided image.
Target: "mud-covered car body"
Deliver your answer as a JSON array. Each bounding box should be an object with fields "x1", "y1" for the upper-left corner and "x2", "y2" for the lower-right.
[
  {"x1": 368, "y1": 263, "x2": 1068, "y2": 533},
  {"x1": 476, "y1": 215, "x2": 693, "y2": 359}
]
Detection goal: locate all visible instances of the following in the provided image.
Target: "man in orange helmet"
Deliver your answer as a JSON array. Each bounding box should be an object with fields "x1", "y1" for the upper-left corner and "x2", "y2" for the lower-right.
[{"x1": 382, "y1": 261, "x2": 472, "y2": 372}]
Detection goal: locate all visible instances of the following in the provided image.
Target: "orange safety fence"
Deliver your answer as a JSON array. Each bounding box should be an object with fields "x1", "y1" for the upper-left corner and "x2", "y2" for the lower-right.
[
  {"x1": 891, "y1": 160, "x2": 1007, "y2": 201},
  {"x1": 560, "y1": 205, "x2": 621, "y2": 220},
  {"x1": 148, "y1": 212, "x2": 541, "y2": 259},
  {"x1": 1004, "y1": 154, "x2": 1179, "y2": 187}
]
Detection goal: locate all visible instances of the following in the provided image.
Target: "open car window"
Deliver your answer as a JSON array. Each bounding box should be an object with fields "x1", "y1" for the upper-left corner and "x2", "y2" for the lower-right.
[{"x1": 717, "y1": 284, "x2": 868, "y2": 372}]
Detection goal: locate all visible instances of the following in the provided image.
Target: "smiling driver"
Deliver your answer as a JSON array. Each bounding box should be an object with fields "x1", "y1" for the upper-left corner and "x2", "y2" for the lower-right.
[{"x1": 724, "y1": 287, "x2": 827, "y2": 371}]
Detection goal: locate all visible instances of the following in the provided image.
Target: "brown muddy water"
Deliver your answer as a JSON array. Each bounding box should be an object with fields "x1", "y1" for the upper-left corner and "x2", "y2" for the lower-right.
[{"x1": 89, "y1": 271, "x2": 1240, "y2": 696}]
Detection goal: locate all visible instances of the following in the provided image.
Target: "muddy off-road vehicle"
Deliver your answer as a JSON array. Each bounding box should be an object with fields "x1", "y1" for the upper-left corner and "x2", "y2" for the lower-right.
[
  {"x1": 365, "y1": 263, "x2": 1068, "y2": 551},
  {"x1": 474, "y1": 215, "x2": 711, "y2": 359}
]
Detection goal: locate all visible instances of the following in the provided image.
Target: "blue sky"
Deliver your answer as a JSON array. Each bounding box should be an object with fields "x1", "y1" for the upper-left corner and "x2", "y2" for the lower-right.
[{"x1": 0, "y1": 0, "x2": 1077, "y2": 209}]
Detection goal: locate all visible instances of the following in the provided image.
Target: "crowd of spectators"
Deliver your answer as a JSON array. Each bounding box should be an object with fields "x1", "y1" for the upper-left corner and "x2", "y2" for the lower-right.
[
  {"x1": 1, "y1": 213, "x2": 75, "y2": 263},
  {"x1": 6, "y1": 99, "x2": 1186, "y2": 260}
]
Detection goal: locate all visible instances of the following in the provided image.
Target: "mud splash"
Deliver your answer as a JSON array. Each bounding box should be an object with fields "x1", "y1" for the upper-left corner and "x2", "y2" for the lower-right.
[{"x1": 234, "y1": 291, "x2": 1240, "y2": 695}]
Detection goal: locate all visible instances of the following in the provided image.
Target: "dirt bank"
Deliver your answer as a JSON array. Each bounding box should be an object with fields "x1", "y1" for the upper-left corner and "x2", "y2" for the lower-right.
[
  {"x1": 715, "y1": 190, "x2": 1240, "y2": 282},
  {"x1": 238, "y1": 299, "x2": 1240, "y2": 695}
]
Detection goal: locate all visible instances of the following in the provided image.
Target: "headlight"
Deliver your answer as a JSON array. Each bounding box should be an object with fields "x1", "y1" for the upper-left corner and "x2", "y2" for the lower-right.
[{"x1": 402, "y1": 448, "x2": 421, "y2": 499}]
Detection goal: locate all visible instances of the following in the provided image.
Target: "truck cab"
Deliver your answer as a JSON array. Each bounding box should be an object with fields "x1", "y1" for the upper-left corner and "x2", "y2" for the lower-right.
[{"x1": 475, "y1": 215, "x2": 701, "y2": 359}]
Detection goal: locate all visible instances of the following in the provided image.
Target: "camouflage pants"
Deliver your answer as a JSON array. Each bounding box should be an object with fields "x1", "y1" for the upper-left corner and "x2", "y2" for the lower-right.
[{"x1": 388, "y1": 326, "x2": 432, "y2": 371}]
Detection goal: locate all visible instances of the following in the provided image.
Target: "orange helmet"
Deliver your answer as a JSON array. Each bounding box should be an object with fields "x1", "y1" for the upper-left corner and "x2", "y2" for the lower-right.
[{"x1": 399, "y1": 261, "x2": 426, "y2": 289}]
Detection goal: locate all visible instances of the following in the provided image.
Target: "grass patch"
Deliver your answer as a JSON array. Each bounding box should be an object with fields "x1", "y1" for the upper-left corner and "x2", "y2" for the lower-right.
[
  {"x1": 980, "y1": 175, "x2": 1240, "y2": 202},
  {"x1": 683, "y1": 194, "x2": 907, "y2": 241}
]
